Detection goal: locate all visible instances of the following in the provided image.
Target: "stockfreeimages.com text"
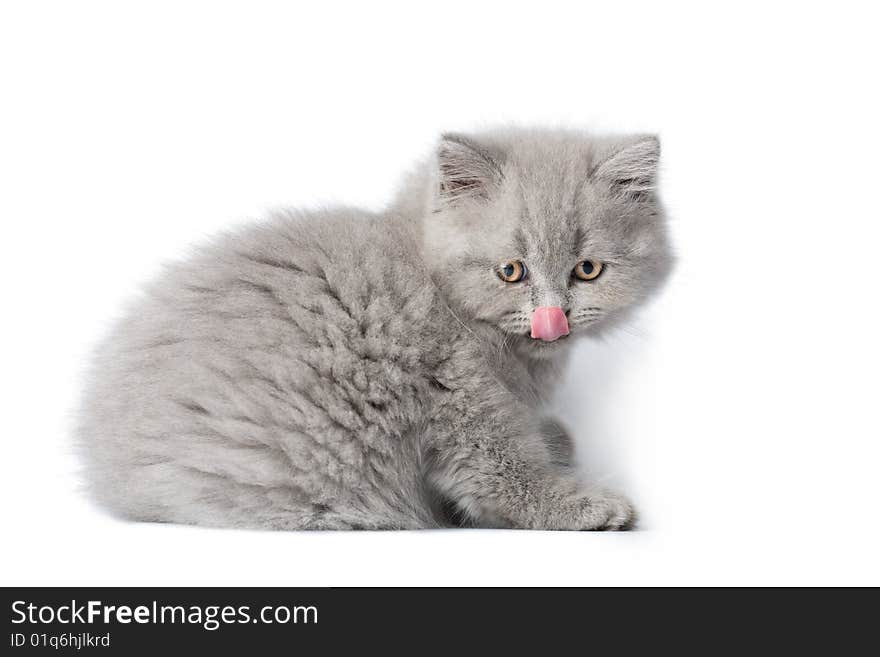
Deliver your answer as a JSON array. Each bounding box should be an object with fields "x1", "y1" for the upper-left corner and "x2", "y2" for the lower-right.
[{"x1": 11, "y1": 600, "x2": 317, "y2": 631}]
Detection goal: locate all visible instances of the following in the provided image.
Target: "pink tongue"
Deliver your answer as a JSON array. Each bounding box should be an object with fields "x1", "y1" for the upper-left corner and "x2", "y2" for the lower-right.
[{"x1": 530, "y1": 306, "x2": 570, "y2": 342}]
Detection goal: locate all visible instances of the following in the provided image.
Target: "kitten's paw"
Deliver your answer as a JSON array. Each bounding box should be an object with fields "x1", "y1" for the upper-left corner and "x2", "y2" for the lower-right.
[{"x1": 573, "y1": 489, "x2": 637, "y2": 531}]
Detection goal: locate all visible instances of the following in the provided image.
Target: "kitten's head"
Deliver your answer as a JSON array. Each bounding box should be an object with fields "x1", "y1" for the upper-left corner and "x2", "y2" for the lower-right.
[{"x1": 419, "y1": 128, "x2": 673, "y2": 359}]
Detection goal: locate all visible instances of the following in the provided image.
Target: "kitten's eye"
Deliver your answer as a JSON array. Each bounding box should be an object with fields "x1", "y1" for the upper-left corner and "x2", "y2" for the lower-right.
[
  {"x1": 573, "y1": 260, "x2": 603, "y2": 281},
  {"x1": 498, "y1": 260, "x2": 528, "y2": 283}
]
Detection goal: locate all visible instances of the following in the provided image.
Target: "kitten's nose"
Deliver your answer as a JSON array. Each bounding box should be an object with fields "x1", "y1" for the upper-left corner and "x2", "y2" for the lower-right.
[{"x1": 530, "y1": 306, "x2": 570, "y2": 342}]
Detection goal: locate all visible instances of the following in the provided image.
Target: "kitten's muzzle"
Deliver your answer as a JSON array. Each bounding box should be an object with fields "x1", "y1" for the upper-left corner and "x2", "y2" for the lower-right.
[{"x1": 530, "y1": 306, "x2": 570, "y2": 342}]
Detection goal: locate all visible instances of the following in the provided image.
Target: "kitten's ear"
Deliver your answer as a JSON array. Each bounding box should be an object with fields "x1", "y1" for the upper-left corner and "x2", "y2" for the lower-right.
[
  {"x1": 434, "y1": 133, "x2": 504, "y2": 205},
  {"x1": 593, "y1": 135, "x2": 660, "y2": 199}
]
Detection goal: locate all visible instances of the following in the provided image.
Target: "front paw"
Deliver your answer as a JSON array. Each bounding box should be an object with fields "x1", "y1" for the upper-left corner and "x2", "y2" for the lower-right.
[{"x1": 573, "y1": 489, "x2": 636, "y2": 531}]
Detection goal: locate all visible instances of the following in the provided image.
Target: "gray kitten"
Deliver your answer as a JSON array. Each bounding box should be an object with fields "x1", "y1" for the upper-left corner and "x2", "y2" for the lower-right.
[{"x1": 77, "y1": 128, "x2": 672, "y2": 530}]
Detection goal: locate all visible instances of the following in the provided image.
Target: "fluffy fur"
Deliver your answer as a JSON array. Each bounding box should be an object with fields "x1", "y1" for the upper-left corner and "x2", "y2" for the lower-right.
[{"x1": 77, "y1": 128, "x2": 673, "y2": 530}]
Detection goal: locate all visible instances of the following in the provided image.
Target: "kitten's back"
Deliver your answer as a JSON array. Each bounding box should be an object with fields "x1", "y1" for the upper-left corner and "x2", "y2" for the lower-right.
[{"x1": 77, "y1": 207, "x2": 449, "y2": 528}]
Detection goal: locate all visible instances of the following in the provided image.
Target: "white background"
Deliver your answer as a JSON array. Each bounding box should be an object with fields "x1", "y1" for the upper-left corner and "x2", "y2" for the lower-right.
[{"x1": 2, "y1": 1, "x2": 878, "y2": 586}]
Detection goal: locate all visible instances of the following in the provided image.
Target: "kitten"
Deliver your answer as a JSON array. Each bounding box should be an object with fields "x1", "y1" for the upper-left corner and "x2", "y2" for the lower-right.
[{"x1": 77, "y1": 128, "x2": 673, "y2": 530}]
